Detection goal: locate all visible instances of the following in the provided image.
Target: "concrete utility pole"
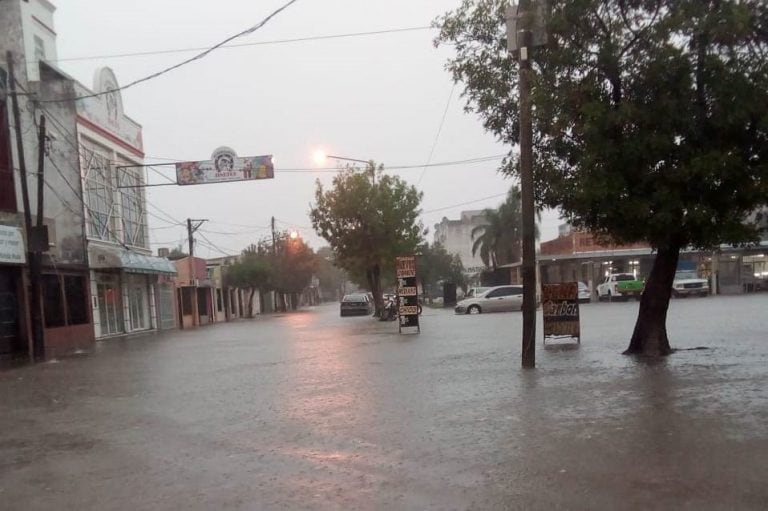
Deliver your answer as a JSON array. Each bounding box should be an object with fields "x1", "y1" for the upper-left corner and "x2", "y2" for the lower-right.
[
  {"x1": 507, "y1": 2, "x2": 544, "y2": 368},
  {"x1": 7, "y1": 51, "x2": 46, "y2": 362},
  {"x1": 186, "y1": 218, "x2": 207, "y2": 326}
]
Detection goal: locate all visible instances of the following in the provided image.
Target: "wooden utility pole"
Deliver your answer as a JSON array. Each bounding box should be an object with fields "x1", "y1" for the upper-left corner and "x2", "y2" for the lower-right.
[
  {"x1": 7, "y1": 51, "x2": 46, "y2": 361},
  {"x1": 508, "y1": 2, "x2": 542, "y2": 368}
]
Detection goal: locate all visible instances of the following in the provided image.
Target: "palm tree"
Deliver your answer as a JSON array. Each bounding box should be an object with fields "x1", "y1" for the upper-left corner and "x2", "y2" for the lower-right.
[{"x1": 471, "y1": 186, "x2": 539, "y2": 269}]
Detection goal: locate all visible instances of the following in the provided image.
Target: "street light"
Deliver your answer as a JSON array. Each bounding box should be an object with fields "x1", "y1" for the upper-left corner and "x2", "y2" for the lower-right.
[
  {"x1": 289, "y1": 230, "x2": 299, "y2": 240},
  {"x1": 313, "y1": 149, "x2": 376, "y2": 183}
]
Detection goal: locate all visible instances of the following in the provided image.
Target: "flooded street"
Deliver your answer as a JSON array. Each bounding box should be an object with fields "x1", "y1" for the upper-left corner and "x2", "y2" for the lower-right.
[{"x1": 1, "y1": 294, "x2": 767, "y2": 510}]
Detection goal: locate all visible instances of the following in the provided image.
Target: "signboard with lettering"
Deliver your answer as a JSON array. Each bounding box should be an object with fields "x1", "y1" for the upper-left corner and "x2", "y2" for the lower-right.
[
  {"x1": 542, "y1": 282, "x2": 580, "y2": 343},
  {"x1": 0, "y1": 225, "x2": 26, "y2": 264},
  {"x1": 175, "y1": 147, "x2": 274, "y2": 186},
  {"x1": 395, "y1": 255, "x2": 420, "y2": 333}
]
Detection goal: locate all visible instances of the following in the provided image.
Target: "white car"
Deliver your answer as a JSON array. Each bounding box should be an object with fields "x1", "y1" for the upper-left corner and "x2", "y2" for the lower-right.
[
  {"x1": 454, "y1": 285, "x2": 523, "y2": 314},
  {"x1": 578, "y1": 282, "x2": 591, "y2": 303},
  {"x1": 672, "y1": 270, "x2": 709, "y2": 297}
]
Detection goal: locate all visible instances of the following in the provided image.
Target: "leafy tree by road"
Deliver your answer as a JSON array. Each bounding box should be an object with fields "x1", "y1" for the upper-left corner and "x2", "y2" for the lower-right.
[
  {"x1": 471, "y1": 186, "x2": 539, "y2": 269},
  {"x1": 417, "y1": 242, "x2": 467, "y2": 301},
  {"x1": 315, "y1": 246, "x2": 349, "y2": 302},
  {"x1": 310, "y1": 165, "x2": 423, "y2": 315},
  {"x1": 224, "y1": 250, "x2": 273, "y2": 317},
  {"x1": 272, "y1": 232, "x2": 318, "y2": 310},
  {"x1": 436, "y1": 0, "x2": 768, "y2": 356}
]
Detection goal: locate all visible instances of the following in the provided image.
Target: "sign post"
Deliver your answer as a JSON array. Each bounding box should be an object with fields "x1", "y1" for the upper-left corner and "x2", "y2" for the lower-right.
[
  {"x1": 396, "y1": 256, "x2": 420, "y2": 334},
  {"x1": 542, "y1": 282, "x2": 581, "y2": 344}
]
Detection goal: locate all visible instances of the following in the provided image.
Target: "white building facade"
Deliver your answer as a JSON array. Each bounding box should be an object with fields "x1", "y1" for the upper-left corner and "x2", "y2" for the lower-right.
[
  {"x1": 74, "y1": 68, "x2": 177, "y2": 338},
  {"x1": 433, "y1": 210, "x2": 488, "y2": 274}
]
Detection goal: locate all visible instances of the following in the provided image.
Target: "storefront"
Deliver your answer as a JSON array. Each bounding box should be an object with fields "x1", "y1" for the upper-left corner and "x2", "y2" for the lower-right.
[
  {"x1": 0, "y1": 225, "x2": 27, "y2": 360},
  {"x1": 89, "y1": 245, "x2": 177, "y2": 339}
]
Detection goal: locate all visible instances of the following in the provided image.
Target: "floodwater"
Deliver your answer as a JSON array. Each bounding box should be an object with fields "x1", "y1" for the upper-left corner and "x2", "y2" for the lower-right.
[{"x1": 1, "y1": 294, "x2": 767, "y2": 510}]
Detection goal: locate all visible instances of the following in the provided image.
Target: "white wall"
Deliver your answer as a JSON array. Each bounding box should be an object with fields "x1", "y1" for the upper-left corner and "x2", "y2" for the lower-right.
[{"x1": 21, "y1": 0, "x2": 58, "y2": 81}]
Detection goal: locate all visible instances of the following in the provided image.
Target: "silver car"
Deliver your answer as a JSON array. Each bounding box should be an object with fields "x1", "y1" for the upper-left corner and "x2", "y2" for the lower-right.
[{"x1": 454, "y1": 285, "x2": 524, "y2": 314}]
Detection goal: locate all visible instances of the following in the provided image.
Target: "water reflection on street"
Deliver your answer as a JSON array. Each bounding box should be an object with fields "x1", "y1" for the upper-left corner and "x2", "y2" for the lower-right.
[{"x1": 0, "y1": 295, "x2": 767, "y2": 510}]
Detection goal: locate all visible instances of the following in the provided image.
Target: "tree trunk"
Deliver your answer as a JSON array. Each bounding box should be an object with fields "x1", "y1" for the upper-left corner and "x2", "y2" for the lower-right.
[
  {"x1": 247, "y1": 288, "x2": 256, "y2": 318},
  {"x1": 624, "y1": 243, "x2": 681, "y2": 356},
  {"x1": 259, "y1": 290, "x2": 265, "y2": 314},
  {"x1": 371, "y1": 264, "x2": 385, "y2": 317},
  {"x1": 365, "y1": 268, "x2": 378, "y2": 317}
]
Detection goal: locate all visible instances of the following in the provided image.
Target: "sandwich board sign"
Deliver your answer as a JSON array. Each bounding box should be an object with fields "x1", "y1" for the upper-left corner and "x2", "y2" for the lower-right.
[
  {"x1": 542, "y1": 282, "x2": 580, "y2": 344},
  {"x1": 396, "y1": 255, "x2": 420, "y2": 333}
]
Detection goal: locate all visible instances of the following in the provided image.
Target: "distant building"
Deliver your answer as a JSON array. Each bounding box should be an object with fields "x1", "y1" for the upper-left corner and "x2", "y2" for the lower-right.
[
  {"x1": 433, "y1": 210, "x2": 487, "y2": 273},
  {"x1": 539, "y1": 223, "x2": 768, "y2": 295}
]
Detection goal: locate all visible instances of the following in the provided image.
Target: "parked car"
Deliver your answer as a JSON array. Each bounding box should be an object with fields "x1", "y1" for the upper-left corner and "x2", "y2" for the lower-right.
[
  {"x1": 578, "y1": 282, "x2": 591, "y2": 303},
  {"x1": 455, "y1": 285, "x2": 523, "y2": 314},
  {"x1": 596, "y1": 273, "x2": 644, "y2": 301},
  {"x1": 340, "y1": 293, "x2": 373, "y2": 317},
  {"x1": 464, "y1": 286, "x2": 490, "y2": 299},
  {"x1": 672, "y1": 270, "x2": 709, "y2": 297}
]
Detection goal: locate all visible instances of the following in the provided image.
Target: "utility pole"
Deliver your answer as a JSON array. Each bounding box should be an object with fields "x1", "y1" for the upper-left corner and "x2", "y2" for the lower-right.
[
  {"x1": 507, "y1": 2, "x2": 543, "y2": 368},
  {"x1": 271, "y1": 216, "x2": 276, "y2": 254},
  {"x1": 186, "y1": 218, "x2": 207, "y2": 326},
  {"x1": 7, "y1": 51, "x2": 46, "y2": 362}
]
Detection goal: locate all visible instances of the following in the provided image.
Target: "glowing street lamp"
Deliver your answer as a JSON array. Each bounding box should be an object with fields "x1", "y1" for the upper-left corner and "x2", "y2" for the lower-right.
[{"x1": 313, "y1": 149, "x2": 376, "y2": 183}]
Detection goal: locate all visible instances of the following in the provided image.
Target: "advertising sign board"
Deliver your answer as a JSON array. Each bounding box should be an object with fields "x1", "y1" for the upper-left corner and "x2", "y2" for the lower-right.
[
  {"x1": 0, "y1": 225, "x2": 26, "y2": 264},
  {"x1": 395, "y1": 256, "x2": 420, "y2": 333},
  {"x1": 175, "y1": 147, "x2": 274, "y2": 186},
  {"x1": 542, "y1": 282, "x2": 580, "y2": 343}
]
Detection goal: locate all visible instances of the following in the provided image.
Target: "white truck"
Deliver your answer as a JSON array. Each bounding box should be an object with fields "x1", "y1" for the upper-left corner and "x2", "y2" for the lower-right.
[
  {"x1": 672, "y1": 269, "x2": 709, "y2": 297},
  {"x1": 596, "y1": 273, "x2": 644, "y2": 301}
]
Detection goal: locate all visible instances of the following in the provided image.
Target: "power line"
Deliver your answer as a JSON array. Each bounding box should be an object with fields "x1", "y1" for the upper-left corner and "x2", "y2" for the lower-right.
[
  {"x1": 38, "y1": 0, "x2": 302, "y2": 104},
  {"x1": 422, "y1": 193, "x2": 508, "y2": 215},
  {"x1": 46, "y1": 26, "x2": 433, "y2": 64},
  {"x1": 417, "y1": 83, "x2": 456, "y2": 186},
  {"x1": 275, "y1": 155, "x2": 506, "y2": 173}
]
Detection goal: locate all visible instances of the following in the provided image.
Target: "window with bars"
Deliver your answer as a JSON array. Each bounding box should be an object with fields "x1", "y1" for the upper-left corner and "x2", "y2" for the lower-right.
[
  {"x1": 119, "y1": 166, "x2": 147, "y2": 248},
  {"x1": 82, "y1": 146, "x2": 117, "y2": 241}
]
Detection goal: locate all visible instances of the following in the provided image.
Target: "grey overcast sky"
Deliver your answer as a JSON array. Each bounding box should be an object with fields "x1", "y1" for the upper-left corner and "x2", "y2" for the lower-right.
[{"x1": 53, "y1": 0, "x2": 562, "y2": 258}]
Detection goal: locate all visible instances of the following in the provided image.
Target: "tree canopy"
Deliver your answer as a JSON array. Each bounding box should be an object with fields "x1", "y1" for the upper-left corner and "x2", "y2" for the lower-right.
[
  {"x1": 436, "y1": 0, "x2": 768, "y2": 355},
  {"x1": 417, "y1": 242, "x2": 467, "y2": 300},
  {"x1": 310, "y1": 165, "x2": 423, "y2": 315}
]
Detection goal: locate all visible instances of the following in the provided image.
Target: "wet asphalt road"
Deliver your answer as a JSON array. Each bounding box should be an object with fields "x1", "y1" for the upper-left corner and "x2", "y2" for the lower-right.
[{"x1": 1, "y1": 294, "x2": 768, "y2": 510}]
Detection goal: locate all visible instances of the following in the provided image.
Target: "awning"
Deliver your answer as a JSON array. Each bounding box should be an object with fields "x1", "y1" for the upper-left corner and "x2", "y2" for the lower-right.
[{"x1": 89, "y1": 245, "x2": 177, "y2": 274}]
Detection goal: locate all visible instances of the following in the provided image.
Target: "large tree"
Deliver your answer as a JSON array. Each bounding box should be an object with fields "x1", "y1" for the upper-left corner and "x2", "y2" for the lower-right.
[
  {"x1": 310, "y1": 165, "x2": 423, "y2": 316},
  {"x1": 437, "y1": 0, "x2": 768, "y2": 356}
]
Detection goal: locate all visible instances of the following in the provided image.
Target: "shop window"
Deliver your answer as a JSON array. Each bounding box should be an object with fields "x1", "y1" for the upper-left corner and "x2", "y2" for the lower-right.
[
  {"x1": 42, "y1": 274, "x2": 90, "y2": 328},
  {"x1": 42, "y1": 275, "x2": 65, "y2": 327},
  {"x1": 64, "y1": 276, "x2": 89, "y2": 325}
]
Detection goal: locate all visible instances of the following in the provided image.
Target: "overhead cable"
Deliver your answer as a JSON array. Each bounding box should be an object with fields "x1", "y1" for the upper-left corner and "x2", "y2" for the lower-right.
[{"x1": 38, "y1": 0, "x2": 302, "y2": 103}]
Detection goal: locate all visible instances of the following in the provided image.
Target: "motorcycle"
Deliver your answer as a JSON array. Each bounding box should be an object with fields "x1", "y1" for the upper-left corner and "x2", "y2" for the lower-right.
[{"x1": 380, "y1": 296, "x2": 399, "y2": 321}]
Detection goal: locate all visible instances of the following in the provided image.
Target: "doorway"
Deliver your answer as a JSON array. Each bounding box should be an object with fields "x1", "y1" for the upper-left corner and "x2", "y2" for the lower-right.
[
  {"x1": 97, "y1": 273, "x2": 123, "y2": 336},
  {"x1": 0, "y1": 268, "x2": 24, "y2": 357}
]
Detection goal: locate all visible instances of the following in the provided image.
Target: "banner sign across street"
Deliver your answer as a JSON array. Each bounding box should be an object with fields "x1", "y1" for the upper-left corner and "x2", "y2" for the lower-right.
[{"x1": 176, "y1": 146, "x2": 274, "y2": 186}]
